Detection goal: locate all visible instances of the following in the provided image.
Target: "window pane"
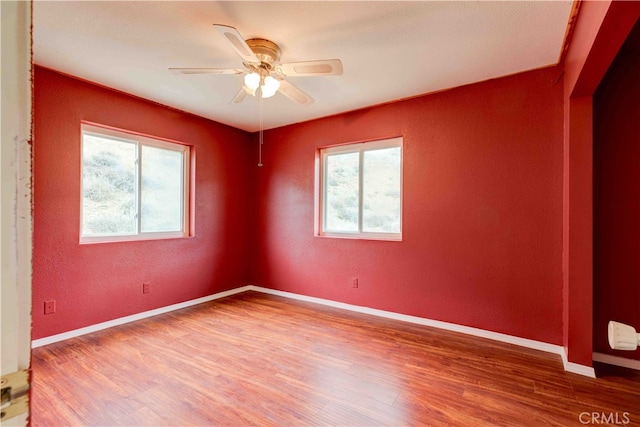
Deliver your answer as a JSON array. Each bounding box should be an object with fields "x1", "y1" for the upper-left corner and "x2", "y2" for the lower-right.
[
  {"x1": 363, "y1": 147, "x2": 401, "y2": 233},
  {"x1": 141, "y1": 145, "x2": 184, "y2": 233},
  {"x1": 82, "y1": 134, "x2": 136, "y2": 236},
  {"x1": 325, "y1": 152, "x2": 359, "y2": 232}
]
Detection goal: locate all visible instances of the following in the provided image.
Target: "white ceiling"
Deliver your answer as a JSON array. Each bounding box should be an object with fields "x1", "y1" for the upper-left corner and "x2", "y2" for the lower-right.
[{"x1": 33, "y1": 1, "x2": 573, "y2": 132}]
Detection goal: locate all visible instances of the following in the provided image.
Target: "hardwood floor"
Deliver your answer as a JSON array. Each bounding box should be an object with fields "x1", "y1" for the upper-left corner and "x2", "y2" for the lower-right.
[{"x1": 31, "y1": 291, "x2": 640, "y2": 426}]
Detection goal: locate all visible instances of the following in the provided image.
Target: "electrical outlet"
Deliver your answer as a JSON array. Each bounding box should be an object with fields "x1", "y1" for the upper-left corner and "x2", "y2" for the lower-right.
[
  {"x1": 143, "y1": 282, "x2": 151, "y2": 294},
  {"x1": 44, "y1": 300, "x2": 56, "y2": 315},
  {"x1": 352, "y1": 278, "x2": 359, "y2": 288}
]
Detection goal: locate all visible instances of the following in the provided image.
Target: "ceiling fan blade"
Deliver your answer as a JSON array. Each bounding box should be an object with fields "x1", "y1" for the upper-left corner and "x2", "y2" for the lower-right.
[
  {"x1": 231, "y1": 87, "x2": 247, "y2": 104},
  {"x1": 213, "y1": 24, "x2": 259, "y2": 64},
  {"x1": 231, "y1": 85, "x2": 257, "y2": 104},
  {"x1": 278, "y1": 59, "x2": 343, "y2": 77},
  {"x1": 278, "y1": 79, "x2": 314, "y2": 106},
  {"x1": 169, "y1": 68, "x2": 243, "y2": 75}
]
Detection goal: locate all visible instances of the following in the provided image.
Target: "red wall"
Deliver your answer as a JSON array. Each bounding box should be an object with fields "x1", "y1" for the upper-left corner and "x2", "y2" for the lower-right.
[
  {"x1": 593, "y1": 20, "x2": 640, "y2": 361},
  {"x1": 252, "y1": 66, "x2": 565, "y2": 345},
  {"x1": 32, "y1": 67, "x2": 255, "y2": 339}
]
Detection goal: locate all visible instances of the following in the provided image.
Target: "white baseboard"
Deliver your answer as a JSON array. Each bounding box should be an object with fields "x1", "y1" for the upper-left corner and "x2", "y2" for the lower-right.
[
  {"x1": 593, "y1": 352, "x2": 640, "y2": 371},
  {"x1": 30, "y1": 284, "x2": 597, "y2": 378},
  {"x1": 31, "y1": 286, "x2": 252, "y2": 348},
  {"x1": 561, "y1": 351, "x2": 597, "y2": 378},
  {"x1": 246, "y1": 286, "x2": 596, "y2": 378}
]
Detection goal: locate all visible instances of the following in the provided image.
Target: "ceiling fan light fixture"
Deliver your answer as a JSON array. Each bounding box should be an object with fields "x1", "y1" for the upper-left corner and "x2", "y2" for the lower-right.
[
  {"x1": 261, "y1": 76, "x2": 280, "y2": 98},
  {"x1": 244, "y1": 72, "x2": 260, "y2": 90}
]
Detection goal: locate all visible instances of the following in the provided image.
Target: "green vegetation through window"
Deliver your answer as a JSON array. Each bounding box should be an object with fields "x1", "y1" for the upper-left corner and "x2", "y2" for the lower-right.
[
  {"x1": 81, "y1": 124, "x2": 190, "y2": 243},
  {"x1": 319, "y1": 137, "x2": 402, "y2": 240}
]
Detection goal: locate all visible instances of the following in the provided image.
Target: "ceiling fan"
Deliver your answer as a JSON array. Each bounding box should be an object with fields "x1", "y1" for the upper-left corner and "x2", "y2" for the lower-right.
[{"x1": 170, "y1": 24, "x2": 343, "y2": 106}]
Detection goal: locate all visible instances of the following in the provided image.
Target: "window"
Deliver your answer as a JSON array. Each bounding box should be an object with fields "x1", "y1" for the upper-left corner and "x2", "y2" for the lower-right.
[
  {"x1": 319, "y1": 137, "x2": 402, "y2": 240},
  {"x1": 81, "y1": 124, "x2": 190, "y2": 243}
]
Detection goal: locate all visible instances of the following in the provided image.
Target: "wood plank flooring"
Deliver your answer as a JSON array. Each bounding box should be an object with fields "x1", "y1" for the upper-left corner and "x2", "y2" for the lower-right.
[{"x1": 31, "y1": 291, "x2": 640, "y2": 426}]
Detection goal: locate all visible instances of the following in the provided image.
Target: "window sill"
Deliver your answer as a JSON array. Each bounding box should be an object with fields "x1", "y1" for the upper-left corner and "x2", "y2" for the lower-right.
[
  {"x1": 80, "y1": 232, "x2": 190, "y2": 245},
  {"x1": 316, "y1": 232, "x2": 402, "y2": 242}
]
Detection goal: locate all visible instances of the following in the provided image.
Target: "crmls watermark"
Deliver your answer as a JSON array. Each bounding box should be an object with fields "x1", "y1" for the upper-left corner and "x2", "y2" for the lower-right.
[{"x1": 579, "y1": 412, "x2": 631, "y2": 425}]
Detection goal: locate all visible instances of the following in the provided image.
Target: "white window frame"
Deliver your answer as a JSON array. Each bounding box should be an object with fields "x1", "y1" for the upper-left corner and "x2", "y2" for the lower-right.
[
  {"x1": 318, "y1": 136, "x2": 403, "y2": 241},
  {"x1": 80, "y1": 123, "x2": 191, "y2": 244}
]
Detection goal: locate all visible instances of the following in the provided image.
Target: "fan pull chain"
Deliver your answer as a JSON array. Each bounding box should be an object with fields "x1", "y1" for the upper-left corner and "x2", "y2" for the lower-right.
[{"x1": 258, "y1": 94, "x2": 263, "y2": 167}]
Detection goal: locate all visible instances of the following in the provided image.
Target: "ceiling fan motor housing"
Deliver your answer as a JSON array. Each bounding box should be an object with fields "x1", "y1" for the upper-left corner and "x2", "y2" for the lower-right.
[{"x1": 245, "y1": 38, "x2": 281, "y2": 69}]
